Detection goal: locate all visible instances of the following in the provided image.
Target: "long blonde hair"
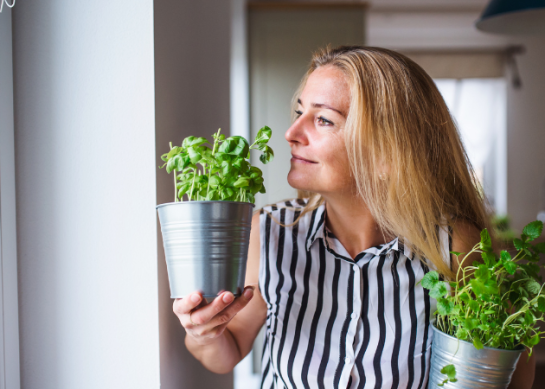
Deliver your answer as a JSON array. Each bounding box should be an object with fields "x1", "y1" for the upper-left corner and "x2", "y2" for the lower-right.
[{"x1": 283, "y1": 45, "x2": 491, "y2": 278}]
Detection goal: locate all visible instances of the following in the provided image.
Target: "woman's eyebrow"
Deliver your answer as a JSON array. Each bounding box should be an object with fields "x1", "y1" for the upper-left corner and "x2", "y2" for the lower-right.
[{"x1": 297, "y1": 99, "x2": 345, "y2": 117}]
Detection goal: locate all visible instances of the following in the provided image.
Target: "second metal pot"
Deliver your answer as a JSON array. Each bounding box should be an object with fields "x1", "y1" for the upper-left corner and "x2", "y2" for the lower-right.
[
  {"x1": 429, "y1": 324, "x2": 524, "y2": 388},
  {"x1": 157, "y1": 201, "x2": 254, "y2": 299}
]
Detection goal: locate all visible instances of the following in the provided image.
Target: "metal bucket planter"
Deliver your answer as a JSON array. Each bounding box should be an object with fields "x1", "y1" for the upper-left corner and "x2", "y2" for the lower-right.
[
  {"x1": 429, "y1": 325, "x2": 524, "y2": 388},
  {"x1": 156, "y1": 201, "x2": 254, "y2": 299}
]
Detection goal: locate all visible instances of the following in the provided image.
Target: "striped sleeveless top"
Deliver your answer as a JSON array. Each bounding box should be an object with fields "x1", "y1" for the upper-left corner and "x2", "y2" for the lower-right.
[{"x1": 258, "y1": 199, "x2": 451, "y2": 389}]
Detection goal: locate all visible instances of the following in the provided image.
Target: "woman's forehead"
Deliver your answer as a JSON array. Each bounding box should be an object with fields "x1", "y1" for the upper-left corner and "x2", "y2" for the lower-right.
[{"x1": 300, "y1": 66, "x2": 350, "y2": 113}]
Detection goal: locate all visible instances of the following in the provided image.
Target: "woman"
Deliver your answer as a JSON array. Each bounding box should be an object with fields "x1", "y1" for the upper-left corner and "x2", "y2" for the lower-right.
[{"x1": 173, "y1": 46, "x2": 535, "y2": 388}]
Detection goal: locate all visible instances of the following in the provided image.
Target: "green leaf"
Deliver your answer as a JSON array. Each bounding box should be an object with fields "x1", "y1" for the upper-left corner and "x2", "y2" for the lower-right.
[
  {"x1": 259, "y1": 146, "x2": 274, "y2": 164},
  {"x1": 459, "y1": 292, "x2": 470, "y2": 302},
  {"x1": 465, "y1": 317, "x2": 479, "y2": 330},
  {"x1": 249, "y1": 166, "x2": 263, "y2": 175},
  {"x1": 440, "y1": 364, "x2": 457, "y2": 380},
  {"x1": 469, "y1": 300, "x2": 480, "y2": 312},
  {"x1": 475, "y1": 264, "x2": 490, "y2": 281},
  {"x1": 233, "y1": 177, "x2": 250, "y2": 188},
  {"x1": 530, "y1": 334, "x2": 541, "y2": 346},
  {"x1": 430, "y1": 282, "x2": 448, "y2": 299},
  {"x1": 177, "y1": 183, "x2": 191, "y2": 197},
  {"x1": 205, "y1": 189, "x2": 217, "y2": 200},
  {"x1": 187, "y1": 147, "x2": 202, "y2": 164},
  {"x1": 214, "y1": 152, "x2": 232, "y2": 163},
  {"x1": 218, "y1": 136, "x2": 249, "y2": 157},
  {"x1": 524, "y1": 311, "x2": 536, "y2": 325},
  {"x1": 166, "y1": 158, "x2": 177, "y2": 174},
  {"x1": 437, "y1": 298, "x2": 454, "y2": 315},
  {"x1": 221, "y1": 161, "x2": 232, "y2": 176},
  {"x1": 535, "y1": 242, "x2": 545, "y2": 254},
  {"x1": 421, "y1": 271, "x2": 439, "y2": 290},
  {"x1": 481, "y1": 251, "x2": 496, "y2": 267},
  {"x1": 178, "y1": 154, "x2": 191, "y2": 171},
  {"x1": 523, "y1": 221, "x2": 543, "y2": 242},
  {"x1": 521, "y1": 263, "x2": 541, "y2": 278},
  {"x1": 208, "y1": 175, "x2": 220, "y2": 188},
  {"x1": 470, "y1": 279, "x2": 485, "y2": 296},
  {"x1": 503, "y1": 260, "x2": 517, "y2": 275},
  {"x1": 233, "y1": 158, "x2": 249, "y2": 173},
  {"x1": 484, "y1": 310, "x2": 496, "y2": 315},
  {"x1": 473, "y1": 338, "x2": 484, "y2": 350},
  {"x1": 500, "y1": 250, "x2": 511, "y2": 262},
  {"x1": 456, "y1": 328, "x2": 469, "y2": 340},
  {"x1": 513, "y1": 238, "x2": 527, "y2": 250},
  {"x1": 537, "y1": 296, "x2": 545, "y2": 312},
  {"x1": 484, "y1": 279, "x2": 499, "y2": 295},
  {"x1": 182, "y1": 136, "x2": 209, "y2": 148},
  {"x1": 480, "y1": 229, "x2": 492, "y2": 251},
  {"x1": 166, "y1": 146, "x2": 182, "y2": 159},
  {"x1": 449, "y1": 251, "x2": 463, "y2": 257},
  {"x1": 526, "y1": 280, "x2": 541, "y2": 294},
  {"x1": 254, "y1": 126, "x2": 272, "y2": 144}
]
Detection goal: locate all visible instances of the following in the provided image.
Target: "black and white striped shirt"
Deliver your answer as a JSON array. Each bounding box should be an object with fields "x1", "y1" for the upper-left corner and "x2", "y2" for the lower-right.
[{"x1": 258, "y1": 199, "x2": 451, "y2": 389}]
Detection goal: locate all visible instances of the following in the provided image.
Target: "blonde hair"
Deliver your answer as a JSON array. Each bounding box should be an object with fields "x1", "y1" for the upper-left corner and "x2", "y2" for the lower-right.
[{"x1": 275, "y1": 45, "x2": 491, "y2": 279}]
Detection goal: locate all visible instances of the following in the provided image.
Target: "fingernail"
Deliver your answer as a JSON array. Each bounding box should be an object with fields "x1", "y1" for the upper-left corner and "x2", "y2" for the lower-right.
[
  {"x1": 244, "y1": 287, "x2": 254, "y2": 299},
  {"x1": 223, "y1": 292, "x2": 234, "y2": 304},
  {"x1": 191, "y1": 294, "x2": 201, "y2": 303}
]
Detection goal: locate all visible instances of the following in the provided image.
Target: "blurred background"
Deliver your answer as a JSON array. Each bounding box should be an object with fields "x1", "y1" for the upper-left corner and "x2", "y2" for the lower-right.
[{"x1": 1, "y1": 0, "x2": 544, "y2": 388}]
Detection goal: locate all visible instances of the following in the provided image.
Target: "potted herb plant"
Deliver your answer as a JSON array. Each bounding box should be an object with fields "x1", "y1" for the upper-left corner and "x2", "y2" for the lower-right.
[
  {"x1": 422, "y1": 220, "x2": 545, "y2": 388},
  {"x1": 156, "y1": 127, "x2": 273, "y2": 299}
]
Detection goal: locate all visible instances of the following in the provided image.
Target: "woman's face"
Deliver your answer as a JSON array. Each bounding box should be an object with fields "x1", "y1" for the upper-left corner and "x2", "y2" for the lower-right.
[{"x1": 285, "y1": 65, "x2": 354, "y2": 196}]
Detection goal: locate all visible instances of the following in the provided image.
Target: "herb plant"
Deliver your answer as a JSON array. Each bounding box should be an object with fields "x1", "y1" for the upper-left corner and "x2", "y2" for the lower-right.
[
  {"x1": 421, "y1": 220, "x2": 545, "y2": 386},
  {"x1": 160, "y1": 127, "x2": 274, "y2": 204}
]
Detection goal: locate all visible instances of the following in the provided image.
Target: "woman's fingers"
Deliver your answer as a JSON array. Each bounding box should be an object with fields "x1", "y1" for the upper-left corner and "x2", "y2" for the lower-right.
[
  {"x1": 206, "y1": 286, "x2": 254, "y2": 328},
  {"x1": 187, "y1": 291, "x2": 236, "y2": 326},
  {"x1": 173, "y1": 291, "x2": 205, "y2": 316},
  {"x1": 173, "y1": 286, "x2": 255, "y2": 344}
]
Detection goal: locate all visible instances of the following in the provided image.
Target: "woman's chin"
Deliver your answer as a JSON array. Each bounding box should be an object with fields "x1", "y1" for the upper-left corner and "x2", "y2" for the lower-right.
[{"x1": 287, "y1": 174, "x2": 314, "y2": 193}]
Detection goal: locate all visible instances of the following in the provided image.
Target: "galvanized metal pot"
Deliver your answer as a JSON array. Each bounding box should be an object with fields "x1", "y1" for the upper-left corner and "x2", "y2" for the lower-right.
[
  {"x1": 156, "y1": 201, "x2": 254, "y2": 299},
  {"x1": 429, "y1": 324, "x2": 524, "y2": 388}
]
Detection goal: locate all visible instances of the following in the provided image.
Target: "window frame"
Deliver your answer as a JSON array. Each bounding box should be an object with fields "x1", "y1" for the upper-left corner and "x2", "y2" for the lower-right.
[{"x1": 0, "y1": 6, "x2": 21, "y2": 389}]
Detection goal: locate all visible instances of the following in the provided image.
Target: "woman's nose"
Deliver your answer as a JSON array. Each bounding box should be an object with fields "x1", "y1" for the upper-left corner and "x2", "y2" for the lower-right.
[{"x1": 285, "y1": 117, "x2": 309, "y2": 146}]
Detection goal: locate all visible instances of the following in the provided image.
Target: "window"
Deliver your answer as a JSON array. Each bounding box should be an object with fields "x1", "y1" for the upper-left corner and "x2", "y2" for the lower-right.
[{"x1": 434, "y1": 78, "x2": 507, "y2": 214}]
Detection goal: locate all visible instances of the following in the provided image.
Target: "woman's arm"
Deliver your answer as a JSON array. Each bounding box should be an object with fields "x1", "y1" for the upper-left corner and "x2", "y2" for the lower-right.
[
  {"x1": 451, "y1": 221, "x2": 536, "y2": 389},
  {"x1": 173, "y1": 212, "x2": 267, "y2": 374}
]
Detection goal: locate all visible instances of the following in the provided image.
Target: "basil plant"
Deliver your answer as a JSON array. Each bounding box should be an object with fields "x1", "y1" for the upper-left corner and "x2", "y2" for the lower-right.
[{"x1": 160, "y1": 127, "x2": 274, "y2": 204}]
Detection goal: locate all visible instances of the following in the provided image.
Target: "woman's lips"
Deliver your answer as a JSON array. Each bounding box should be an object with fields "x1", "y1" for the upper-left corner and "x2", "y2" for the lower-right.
[{"x1": 291, "y1": 154, "x2": 317, "y2": 164}]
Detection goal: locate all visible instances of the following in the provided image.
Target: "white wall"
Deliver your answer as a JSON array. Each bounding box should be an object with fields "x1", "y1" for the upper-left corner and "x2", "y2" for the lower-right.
[
  {"x1": 505, "y1": 36, "x2": 545, "y2": 231},
  {"x1": 154, "y1": 1, "x2": 233, "y2": 388},
  {"x1": 0, "y1": 6, "x2": 21, "y2": 389},
  {"x1": 12, "y1": 1, "x2": 159, "y2": 388}
]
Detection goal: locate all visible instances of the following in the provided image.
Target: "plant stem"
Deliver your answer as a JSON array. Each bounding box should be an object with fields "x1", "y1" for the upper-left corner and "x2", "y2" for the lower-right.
[
  {"x1": 189, "y1": 170, "x2": 197, "y2": 201},
  {"x1": 207, "y1": 166, "x2": 211, "y2": 199},
  {"x1": 174, "y1": 169, "x2": 177, "y2": 202},
  {"x1": 212, "y1": 128, "x2": 221, "y2": 156},
  {"x1": 169, "y1": 142, "x2": 177, "y2": 202}
]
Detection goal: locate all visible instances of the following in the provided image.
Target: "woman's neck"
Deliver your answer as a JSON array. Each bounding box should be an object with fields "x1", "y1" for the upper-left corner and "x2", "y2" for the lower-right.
[{"x1": 323, "y1": 193, "x2": 393, "y2": 259}]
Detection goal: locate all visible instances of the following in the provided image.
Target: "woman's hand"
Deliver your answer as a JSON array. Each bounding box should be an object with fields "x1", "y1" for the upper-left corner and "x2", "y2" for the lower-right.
[{"x1": 173, "y1": 286, "x2": 255, "y2": 346}]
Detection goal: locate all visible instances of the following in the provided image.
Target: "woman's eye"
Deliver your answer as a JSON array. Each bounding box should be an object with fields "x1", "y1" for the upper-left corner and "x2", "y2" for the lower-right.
[
  {"x1": 294, "y1": 110, "x2": 303, "y2": 117},
  {"x1": 317, "y1": 116, "x2": 333, "y2": 126}
]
